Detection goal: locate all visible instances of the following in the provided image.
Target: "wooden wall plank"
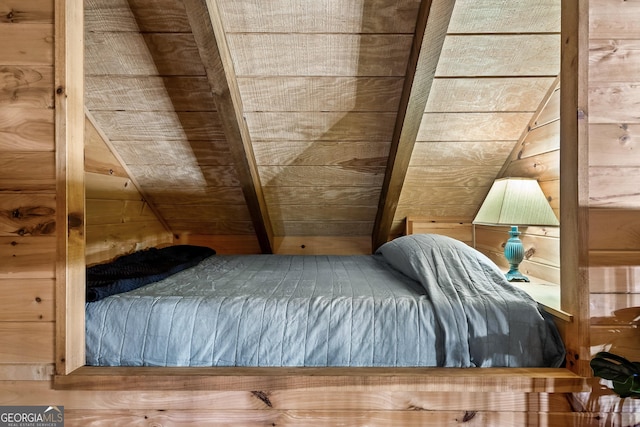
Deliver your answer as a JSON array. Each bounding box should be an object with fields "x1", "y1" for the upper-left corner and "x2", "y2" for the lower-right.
[
  {"x1": 85, "y1": 172, "x2": 141, "y2": 201},
  {"x1": 590, "y1": 82, "x2": 640, "y2": 123},
  {"x1": 0, "y1": 107, "x2": 54, "y2": 151},
  {"x1": 398, "y1": 186, "x2": 486, "y2": 207},
  {"x1": 0, "y1": 236, "x2": 55, "y2": 278},
  {"x1": 86, "y1": 200, "x2": 157, "y2": 225},
  {"x1": 500, "y1": 150, "x2": 561, "y2": 182},
  {"x1": 590, "y1": 0, "x2": 640, "y2": 38},
  {"x1": 0, "y1": 194, "x2": 56, "y2": 237},
  {"x1": 155, "y1": 204, "x2": 251, "y2": 222},
  {"x1": 589, "y1": 124, "x2": 640, "y2": 167},
  {"x1": 85, "y1": 222, "x2": 172, "y2": 266},
  {"x1": 0, "y1": 381, "x2": 577, "y2": 412},
  {"x1": 45, "y1": 409, "x2": 640, "y2": 427},
  {"x1": 589, "y1": 40, "x2": 640, "y2": 82},
  {"x1": 273, "y1": 221, "x2": 373, "y2": 237},
  {"x1": 0, "y1": 23, "x2": 53, "y2": 65},
  {"x1": 589, "y1": 266, "x2": 640, "y2": 293},
  {"x1": 0, "y1": 152, "x2": 55, "y2": 192},
  {"x1": 0, "y1": 279, "x2": 54, "y2": 322},
  {"x1": 166, "y1": 220, "x2": 255, "y2": 235},
  {"x1": 175, "y1": 234, "x2": 260, "y2": 254},
  {"x1": 589, "y1": 209, "x2": 640, "y2": 250},
  {"x1": 393, "y1": 205, "x2": 479, "y2": 221},
  {"x1": 0, "y1": 66, "x2": 54, "y2": 109},
  {"x1": 590, "y1": 294, "x2": 640, "y2": 325},
  {"x1": 589, "y1": 168, "x2": 640, "y2": 207},
  {"x1": 0, "y1": 364, "x2": 53, "y2": 381},
  {"x1": 0, "y1": 322, "x2": 54, "y2": 363},
  {"x1": 275, "y1": 236, "x2": 371, "y2": 255},
  {"x1": 591, "y1": 325, "x2": 640, "y2": 362},
  {"x1": 534, "y1": 88, "x2": 560, "y2": 128},
  {"x1": 521, "y1": 120, "x2": 560, "y2": 158},
  {"x1": 144, "y1": 187, "x2": 246, "y2": 206},
  {"x1": 405, "y1": 218, "x2": 473, "y2": 245},
  {"x1": 0, "y1": 0, "x2": 54, "y2": 24}
]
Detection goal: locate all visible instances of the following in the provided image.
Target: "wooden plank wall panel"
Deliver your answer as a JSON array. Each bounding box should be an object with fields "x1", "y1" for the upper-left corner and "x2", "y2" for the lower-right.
[
  {"x1": 588, "y1": 1, "x2": 640, "y2": 398},
  {"x1": 84, "y1": 118, "x2": 172, "y2": 265},
  {"x1": 392, "y1": 1, "x2": 560, "y2": 241},
  {"x1": 405, "y1": 218, "x2": 473, "y2": 246},
  {"x1": 589, "y1": 0, "x2": 640, "y2": 348},
  {"x1": 0, "y1": 2, "x2": 55, "y2": 380},
  {"x1": 222, "y1": 0, "x2": 421, "y2": 245},
  {"x1": 85, "y1": 0, "x2": 254, "y2": 242},
  {"x1": 472, "y1": 79, "x2": 561, "y2": 285}
]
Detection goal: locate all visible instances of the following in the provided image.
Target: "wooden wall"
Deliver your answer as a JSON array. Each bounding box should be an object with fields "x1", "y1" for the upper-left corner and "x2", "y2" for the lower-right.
[
  {"x1": 84, "y1": 115, "x2": 172, "y2": 265},
  {"x1": 0, "y1": 0, "x2": 56, "y2": 381},
  {"x1": 0, "y1": 0, "x2": 639, "y2": 425},
  {"x1": 587, "y1": 0, "x2": 640, "y2": 375},
  {"x1": 475, "y1": 79, "x2": 561, "y2": 285}
]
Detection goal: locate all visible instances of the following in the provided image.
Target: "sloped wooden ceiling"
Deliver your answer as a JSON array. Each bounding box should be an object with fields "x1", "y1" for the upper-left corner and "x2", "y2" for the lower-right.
[
  {"x1": 84, "y1": 0, "x2": 560, "y2": 253},
  {"x1": 380, "y1": 0, "x2": 561, "y2": 244}
]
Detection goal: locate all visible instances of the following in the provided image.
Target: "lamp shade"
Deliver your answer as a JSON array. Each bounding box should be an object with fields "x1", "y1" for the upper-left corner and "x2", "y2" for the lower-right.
[{"x1": 473, "y1": 177, "x2": 559, "y2": 226}]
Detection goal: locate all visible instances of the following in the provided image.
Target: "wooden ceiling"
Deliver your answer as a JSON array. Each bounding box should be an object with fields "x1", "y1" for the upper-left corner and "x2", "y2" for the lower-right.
[{"x1": 84, "y1": 0, "x2": 560, "y2": 253}]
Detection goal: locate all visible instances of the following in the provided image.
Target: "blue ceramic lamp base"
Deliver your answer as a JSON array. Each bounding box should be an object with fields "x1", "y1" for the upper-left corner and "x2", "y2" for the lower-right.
[{"x1": 504, "y1": 226, "x2": 530, "y2": 282}]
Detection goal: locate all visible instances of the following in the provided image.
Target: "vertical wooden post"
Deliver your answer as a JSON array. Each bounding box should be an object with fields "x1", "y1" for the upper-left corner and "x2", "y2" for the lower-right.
[
  {"x1": 560, "y1": 0, "x2": 590, "y2": 376},
  {"x1": 55, "y1": 0, "x2": 85, "y2": 375}
]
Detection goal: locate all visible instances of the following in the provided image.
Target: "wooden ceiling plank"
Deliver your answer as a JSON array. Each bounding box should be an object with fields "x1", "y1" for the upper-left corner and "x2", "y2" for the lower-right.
[
  {"x1": 227, "y1": 34, "x2": 413, "y2": 77},
  {"x1": 237, "y1": 76, "x2": 405, "y2": 113},
  {"x1": 183, "y1": 0, "x2": 274, "y2": 253},
  {"x1": 217, "y1": 0, "x2": 422, "y2": 34},
  {"x1": 372, "y1": 0, "x2": 457, "y2": 251}
]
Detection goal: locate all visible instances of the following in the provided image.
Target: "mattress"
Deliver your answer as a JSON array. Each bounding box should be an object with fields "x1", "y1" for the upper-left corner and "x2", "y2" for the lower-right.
[{"x1": 85, "y1": 234, "x2": 565, "y2": 368}]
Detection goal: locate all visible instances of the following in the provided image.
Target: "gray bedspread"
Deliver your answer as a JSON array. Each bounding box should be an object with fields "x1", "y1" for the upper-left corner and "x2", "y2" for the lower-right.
[{"x1": 86, "y1": 234, "x2": 565, "y2": 367}]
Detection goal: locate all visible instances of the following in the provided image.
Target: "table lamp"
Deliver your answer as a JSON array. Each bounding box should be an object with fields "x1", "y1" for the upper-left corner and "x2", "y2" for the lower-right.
[{"x1": 472, "y1": 177, "x2": 559, "y2": 282}]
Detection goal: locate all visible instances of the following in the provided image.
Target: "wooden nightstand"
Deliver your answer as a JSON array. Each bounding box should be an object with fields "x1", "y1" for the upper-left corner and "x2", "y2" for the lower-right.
[{"x1": 501, "y1": 269, "x2": 572, "y2": 322}]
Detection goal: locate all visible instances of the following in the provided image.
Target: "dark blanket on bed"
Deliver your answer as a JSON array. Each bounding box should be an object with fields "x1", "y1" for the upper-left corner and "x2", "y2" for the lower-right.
[{"x1": 86, "y1": 245, "x2": 215, "y2": 302}]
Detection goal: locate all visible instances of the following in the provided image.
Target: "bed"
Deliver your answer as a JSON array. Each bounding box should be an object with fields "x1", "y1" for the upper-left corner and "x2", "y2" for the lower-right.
[{"x1": 85, "y1": 234, "x2": 566, "y2": 368}]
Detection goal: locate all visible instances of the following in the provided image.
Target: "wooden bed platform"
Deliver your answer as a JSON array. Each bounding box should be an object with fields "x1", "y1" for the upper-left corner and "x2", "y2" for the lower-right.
[{"x1": 55, "y1": 366, "x2": 587, "y2": 392}]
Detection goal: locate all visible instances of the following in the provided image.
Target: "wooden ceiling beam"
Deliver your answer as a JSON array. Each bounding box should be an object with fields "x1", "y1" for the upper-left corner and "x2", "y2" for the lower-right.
[
  {"x1": 372, "y1": 0, "x2": 457, "y2": 251},
  {"x1": 183, "y1": 0, "x2": 274, "y2": 253}
]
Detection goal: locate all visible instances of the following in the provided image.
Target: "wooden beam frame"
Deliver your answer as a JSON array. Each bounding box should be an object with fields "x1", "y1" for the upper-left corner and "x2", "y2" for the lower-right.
[
  {"x1": 372, "y1": 0, "x2": 456, "y2": 251},
  {"x1": 183, "y1": 0, "x2": 274, "y2": 254},
  {"x1": 55, "y1": 0, "x2": 589, "y2": 388},
  {"x1": 560, "y1": 0, "x2": 590, "y2": 377},
  {"x1": 55, "y1": 0, "x2": 85, "y2": 375}
]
